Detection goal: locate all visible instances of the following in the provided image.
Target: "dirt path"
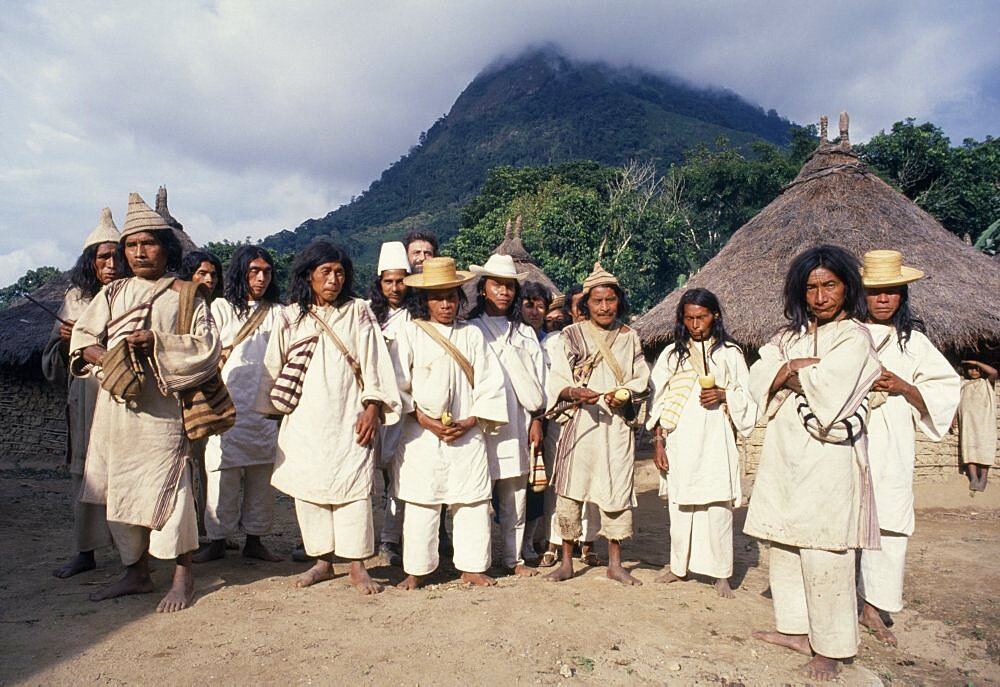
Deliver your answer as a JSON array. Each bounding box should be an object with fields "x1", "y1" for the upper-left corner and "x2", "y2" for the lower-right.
[{"x1": 1, "y1": 460, "x2": 997, "y2": 685}]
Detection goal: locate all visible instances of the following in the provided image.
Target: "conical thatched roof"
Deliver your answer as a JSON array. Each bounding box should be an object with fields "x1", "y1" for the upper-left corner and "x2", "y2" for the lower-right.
[
  {"x1": 461, "y1": 215, "x2": 562, "y2": 306},
  {"x1": 634, "y1": 113, "x2": 1000, "y2": 356},
  {"x1": 156, "y1": 186, "x2": 199, "y2": 254}
]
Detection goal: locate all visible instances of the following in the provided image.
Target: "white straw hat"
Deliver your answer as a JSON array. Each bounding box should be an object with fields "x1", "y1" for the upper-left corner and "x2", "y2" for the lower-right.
[
  {"x1": 83, "y1": 207, "x2": 121, "y2": 249},
  {"x1": 403, "y1": 257, "x2": 476, "y2": 289},
  {"x1": 469, "y1": 253, "x2": 527, "y2": 281},
  {"x1": 377, "y1": 241, "x2": 411, "y2": 274}
]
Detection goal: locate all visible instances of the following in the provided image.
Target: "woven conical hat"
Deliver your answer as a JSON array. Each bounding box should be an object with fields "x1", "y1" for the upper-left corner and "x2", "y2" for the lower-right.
[
  {"x1": 122, "y1": 192, "x2": 172, "y2": 238},
  {"x1": 83, "y1": 207, "x2": 121, "y2": 249},
  {"x1": 582, "y1": 261, "x2": 619, "y2": 294}
]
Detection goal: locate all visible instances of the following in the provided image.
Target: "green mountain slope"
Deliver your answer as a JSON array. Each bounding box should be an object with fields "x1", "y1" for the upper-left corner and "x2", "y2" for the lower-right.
[{"x1": 261, "y1": 46, "x2": 794, "y2": 266}]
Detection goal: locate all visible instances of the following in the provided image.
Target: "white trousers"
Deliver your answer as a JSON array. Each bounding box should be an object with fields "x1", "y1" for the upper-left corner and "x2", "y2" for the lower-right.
[
  {"x1": 108, "y1": 465, "x2": 199, "y2": 566},
  {"x1": 295, "y1": 496, "x2": 374, "y2": 560},
  {"x1": 668, "y1": 500, "x2": 733, "y2": 578},
  {"x1": 71, "y1": 472, "x2": 112, "y2": 553},
  {"x1": 545, "y1": 485, "x2": 600, "y2": 544},
  {"x1": 204, "y1": 464, "x2": 275, "y2": 540},
  {"x1": 494, "y1": 476, "x2": 526, "y2": 568},
  {"x1": 858, "y1": 531, "x2": 908, "y2": 613},
  {"x1": 770, "y1": 543, "x2": 859, "y2": 659},
  {"x1": 403, "y1": 500, "x2": 491, "y2": 576},
  {"x1": 380, "y1": 469, "x2": 404, "y2": 545}
]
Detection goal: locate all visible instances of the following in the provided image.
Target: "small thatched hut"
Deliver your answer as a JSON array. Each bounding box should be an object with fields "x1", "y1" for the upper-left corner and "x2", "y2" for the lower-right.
[
  {"x1": 633, "y1": 114, "x2": 1000, "y2": 479},
  {"x1": 0, "y1": 187, "x2": 199, "y2": 466}
]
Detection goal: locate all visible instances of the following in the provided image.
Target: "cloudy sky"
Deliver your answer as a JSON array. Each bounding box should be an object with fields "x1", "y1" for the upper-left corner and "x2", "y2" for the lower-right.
[{"x1": 1, "y1": 0, "x2": 997, "y2": 286}]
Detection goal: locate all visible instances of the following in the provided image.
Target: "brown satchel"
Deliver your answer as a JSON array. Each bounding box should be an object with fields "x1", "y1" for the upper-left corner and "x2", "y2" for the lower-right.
[
  {"x1": 100, "y1": 338, "x2": 146, "y2": 401},
  {"x1": 175, "y1": 282, "x2": 236, "y2": 441}
]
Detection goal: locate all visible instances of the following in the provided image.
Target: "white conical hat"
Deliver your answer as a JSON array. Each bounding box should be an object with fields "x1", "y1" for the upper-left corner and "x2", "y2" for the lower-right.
[
  {"x1": 377, "y1": 241, "x2": 411, "y2": 274},
  {"x1": 122, "y1": 192, "x2": 172, "y2": 238},
  {"x1": 83, "y1": 207, "x2": 121, "y2": 249}
]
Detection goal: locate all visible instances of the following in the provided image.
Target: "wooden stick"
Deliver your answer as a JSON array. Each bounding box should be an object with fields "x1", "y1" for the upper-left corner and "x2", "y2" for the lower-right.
[
  {"x1": 701, "y1": 338, "x2": 708, "y2": 373},
  {"x1": 23, "y1": 294, "x2": 70, "y2": 325}
]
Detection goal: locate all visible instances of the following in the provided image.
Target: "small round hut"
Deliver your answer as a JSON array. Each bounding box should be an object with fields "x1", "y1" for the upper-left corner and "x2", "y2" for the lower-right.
[{"x1": 634, "y1": 113, "x2": 1000, "y2": 478}]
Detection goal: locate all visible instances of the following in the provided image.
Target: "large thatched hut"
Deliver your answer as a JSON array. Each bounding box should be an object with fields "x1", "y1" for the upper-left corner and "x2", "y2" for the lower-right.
[
  {"x1": 0, "y1": 187, "x2": 199, "y2": 466},
  {"x1": 633, "y1": 114, "x2": 1000, "y2": 479}
]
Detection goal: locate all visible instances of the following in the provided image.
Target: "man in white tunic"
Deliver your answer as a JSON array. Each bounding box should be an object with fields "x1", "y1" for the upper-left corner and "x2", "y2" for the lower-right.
[
  {"x1": 43, "y1": 208, "x2": 120, "y2": 578},
  {"x1": 545, "y1": 263, "x2": 650, "y2": 586},
  {"x1": 746, "y1": 245, "x2": 881, "y2": 681},
  {"x1": 648, "y1": 288, "x2": 756, "y2": 598},
  {"x1": 70, "y1": 192, "x2": 220, "y2": 613},
  {"x1": 392, "y1": 257, "x2": 509, "y2": 589},
  {"x1": 469, "y1": 254, "x2": 545, "y2": 577},
  {"x1": 856, "y1": 250, "x2": 960, "y2": 645},
  {"x1": 255, "y1": 242, "x2": 401, "y2": 594},
  {"x1": 366, "y1": 241, "x2": 413, "y2": 566},
  {"x1": 195, "y1": 246, "x2": 284, "y2": 563}
]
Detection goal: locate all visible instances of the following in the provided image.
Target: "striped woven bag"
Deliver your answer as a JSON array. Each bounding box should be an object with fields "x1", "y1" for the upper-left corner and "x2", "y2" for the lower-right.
[{"x1": 267, "y1": 334, "x2": 320, "y2": 414}]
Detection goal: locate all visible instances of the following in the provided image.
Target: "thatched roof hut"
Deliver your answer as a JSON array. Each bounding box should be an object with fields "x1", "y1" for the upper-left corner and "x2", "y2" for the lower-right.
[
  {"x1": 634, "y1": 113, "x2": 1000, "y2": 358},
  {"x1": 461, "y1": 215, "x2": 562, "y2": 306}
]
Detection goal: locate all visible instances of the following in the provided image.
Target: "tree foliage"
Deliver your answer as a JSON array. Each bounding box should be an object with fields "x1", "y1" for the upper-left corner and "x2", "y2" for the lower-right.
[{"x1": 0, "y1": 266, "x2": 62, "y2": 309}]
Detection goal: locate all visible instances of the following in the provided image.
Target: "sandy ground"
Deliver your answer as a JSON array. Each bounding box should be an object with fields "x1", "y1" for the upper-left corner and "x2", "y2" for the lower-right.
[{"x1": 0, "y1": 458, "x2": 998, "y2": 686}]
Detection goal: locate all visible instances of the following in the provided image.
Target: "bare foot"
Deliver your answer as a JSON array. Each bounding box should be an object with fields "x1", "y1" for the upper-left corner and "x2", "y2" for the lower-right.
[
  {"x1": 803, "y1": 654, "x2": 841, "y2": 681},
  {"x1": 607, "y1": 563, "x2": 642, "y2": 586},
  {"x1": 89, "y1": 566, "x2": 155, "y2": 601},
  {"x1": 511, "y1": 563, "x2": 539, "y2": 578},
  {"x1": 242, "y1": 536, "x2": 282, "y2": 562},
  {"x1": 655, "y1": 569, "x2": 684, "y2": 584},
  {"x1": 714, "y1": 577, "x2": 735, "y2": 598},
  {"x1": 860, "y1": 602, "x2": 898, "y2": 646},
  {"x1": 397, "y1": 574, "x2": 427, "y2": 590},
  {"x1": 349, "y1": 561, "x2": 383, "y2": 595},
  {"x1": 192, "y1": 540, "x2": 225, "y2": 563},
  {"x1": 751, "y1": 629, "x2": 812, "y2": 656},
  {"x1": 294, "y1": 560, "x2": 335, "y2": 588},
  {"x1": 545, "y1": 561, "x2": 574, "y2": 582},
  {"x1": 53, "y1": 551, "x2": 96, "y2": 578},
  {"x1": 461, "y1": 571, "x2": 496, "y2": 587},
  {"x1": 156, "y1": 564, "x2": 194, "y2": 613}
]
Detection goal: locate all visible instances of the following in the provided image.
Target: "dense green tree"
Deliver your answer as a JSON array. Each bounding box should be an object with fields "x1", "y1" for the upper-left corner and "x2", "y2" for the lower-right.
[{"x1": 0, "y1": 266, "x2": 63, "y2": 309}]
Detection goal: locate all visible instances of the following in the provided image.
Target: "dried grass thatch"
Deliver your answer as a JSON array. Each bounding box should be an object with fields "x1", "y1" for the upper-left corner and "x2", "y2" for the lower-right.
[
  {"x1": 461, "y1": 216, "x2": 562, "y2": 307},
  {"x1": 634, "y1": 118, "x2": 1000, "y2": 357}
]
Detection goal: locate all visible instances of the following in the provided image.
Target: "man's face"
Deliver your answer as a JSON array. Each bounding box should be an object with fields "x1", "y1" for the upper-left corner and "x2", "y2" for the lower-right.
[
  {"x1": 682, "y1": 304, "x2": 716, "y2": 342},
  {"x1": 426, "y1": 288, "x2": 459, "y2": 325},
  {"x1": 123, "y1": 232, "x2": 167, "y2": 279},
  {"x1": 521, "y1": 297, "x2": 546, "y2": 332},
  {"x1": 865, "y1": 286, "x2": 902, "y2": 325},
  {"x1": 310, "y1": 261, "x2": 346, "y2": 306},
  {"x1": 544, "y1": 309, "x2": 566, "y2": 331},
  {"x1": 570, "y1": 292, "x2": 585, "y2": 323},
  {"x1": 380, "y1": 269, "x2": 408, "y2": 309},
  {"x1": 407, "y1": 240, "x2": 435, "y2": 271},
  {"x1": 586, "y1": 286, "x2": 619, "y2": 329},
  {"x1": 246, "y1": 257, "x2": 273, "y2": 301},
  {"x1": 805, "y1": 266, "x2": 846, "y2": 323},
  {"x1": 483, "y1": 277, "x2": 516, "y2": 316},
  {"x1": 94, "y1": 242, "x2": 118, "y2": 285},
  {"x1": 192, "y1": 261, "x2": 218, "y2": 293}
]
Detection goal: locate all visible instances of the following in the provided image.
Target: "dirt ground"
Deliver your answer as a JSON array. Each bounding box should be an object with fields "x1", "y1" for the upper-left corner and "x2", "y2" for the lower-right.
[{"x1": 1, "y1": 458, "x2": 997, "y2": 686}]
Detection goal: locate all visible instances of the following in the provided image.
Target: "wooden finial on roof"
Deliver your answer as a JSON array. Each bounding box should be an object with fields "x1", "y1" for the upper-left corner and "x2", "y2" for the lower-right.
[
  {"x1": 839, "y1": 111, "x2": 850, "y2": 146},
  {"x1": 514, "y1": 214, "x2": 523, "y2": 238},
  {"x1": 819, "y1": 115, "x2": 828, "y2": 142},
  {"x1": 156, "y1": 186, "x2": 169, "y2": 216},
  {"x1": 504, "y1": 218, "x2": 513, "y2": 241}
]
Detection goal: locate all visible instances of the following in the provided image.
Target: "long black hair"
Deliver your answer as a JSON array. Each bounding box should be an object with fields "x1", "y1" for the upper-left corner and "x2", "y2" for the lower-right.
[
  {"x1": 117, "y1": 229, "x2": 184, "y2": 279},
  {"x1": 671, "y1": 288, "x2": 733, "y2": 370},
  {"x1": 178, "y1": 250, "x2": 224, "y2": 300},
  {"x1": 367, "y1": 272, "x2": 414, "y2": 326},
  {"x1": 224, "y1": 245, "x2": 280, "y2": 318},
  {"x1": 562, "y1": 283, "x2": 583, "y2": 323},
  {"x1": 468, "y1": 276, "x2": 524, "y2": 326},
  {"x1": 577, "y1": 282, "x2": 630, "y2": 322},
  {"x1": 287, "y1": 241, "x2": 355, "y2": 320},
  {"x1": 408, "y1": 287, "x2": 468, "y2": 321},
  {"x1": 869, "y1": 284, "x2": 926, "y2": 350},
  {"x1": 783, "y1": 244, "x2": 866, "y2": 332},
  {"x1": 68, "y1": 242, "x2": 117, "y2": 299}
]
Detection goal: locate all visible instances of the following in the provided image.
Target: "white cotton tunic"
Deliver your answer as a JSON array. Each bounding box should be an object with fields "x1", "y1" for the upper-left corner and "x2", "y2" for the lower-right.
[
  {"x1": 204, "y1": 299, "x2": 282, "y2": 471},
  {"x1": 959, "y1": 378, "x2": 998, "y2": 466},
  {"x1": 69, "y1": 277, "x2": 220, "y2": 529},
  {"x1": 392, "y1": 319, "x2": 508, "y2": 505},
  {"x1": 864, "y1": 325, "x2": 959, "y2": 535},
  {"x1": 647, "y1": 342, "x2": 757, "y2": 506},
  {"x1": 743, "y1": 319, "x2": 881, "y2": 550},
  {"x1": 471, "y1": 315, "x2": 545, "y2": 480},
  {"x1": 377, "y1": 306, "x2": 411, "y2": 469},
  {"x1": 255, "y1": 299, "x2": 401, "y2": 506}
]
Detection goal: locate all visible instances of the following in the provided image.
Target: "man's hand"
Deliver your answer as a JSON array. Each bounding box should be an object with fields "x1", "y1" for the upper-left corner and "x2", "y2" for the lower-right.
[
  {"x1": 355, "y1": 402, "x2": 382, "y2": 446},
  {"x1": 417, "y1": 409, "x2": 477, "y2": 444},
  {"x1": 604, "y1": 390, "x2": 627, "y2": 408},
  {"x1": 652, "y1": 439, "x2": 669, "y2": 472},
  {"x1": 126, "y1": 329, "x2": 155, "y2": 355},
  {"x1": 58, "y1": 319, "x2": 75, "y2": 342},
  {"x1": 528, "y1": 418, "x2": 543, "y2": 447},
  {"x1": 872, "y1": 369, "x2": 907, "y2": 395},
  {"x1": 699, "y1": 387, "x2": 726, "y2": 409},
  {"x1": 562, "y1": 386, "x2": 600, "y2": 405},
  {"x1": 82, "y1": 344, "x2": 107, "y2": 366}
]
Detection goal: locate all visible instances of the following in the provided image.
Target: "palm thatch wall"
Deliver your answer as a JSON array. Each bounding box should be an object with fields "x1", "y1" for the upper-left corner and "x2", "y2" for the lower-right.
[{"x1": 634, "y1": 130, "x2": 1000, "y2": 359}]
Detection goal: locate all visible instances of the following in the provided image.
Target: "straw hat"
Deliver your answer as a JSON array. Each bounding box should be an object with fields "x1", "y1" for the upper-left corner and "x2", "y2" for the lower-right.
[
  {"x1": 581, "y1": 261, "x2": 620, "y2": 294},
  {"x1": 83, "y1": 207, "x2": 121, "y2": 249},
  {"x1": 377, "y1": 241, "x2": 411, "y2": 274},
  {"x1": 469, "y1": 254, "x2": 528, "y2": 281},
  {"x1": 860, "y1": 250, "x2": 924, "y2": 287},
  {"x1": 122, "y1": 192, "x2": 173, "y2": 238},
  {"x1": 547, "y1": 294, "x2": 565, "y2": 312},
  {"x1": 403, "y1": 257, "x2": 475, "y2": 289}
]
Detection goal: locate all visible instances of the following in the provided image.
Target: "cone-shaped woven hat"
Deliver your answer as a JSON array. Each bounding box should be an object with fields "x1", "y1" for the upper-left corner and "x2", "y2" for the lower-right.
[
  {"x1": 122, "y1": 192, "x2": 173, "y2": 238},
  {"x1": 581, "y1": 261, "x2": 619, "y2": 294},
  {"x1": 83, "y1": 207, "x2": 121, "y2": 249}
]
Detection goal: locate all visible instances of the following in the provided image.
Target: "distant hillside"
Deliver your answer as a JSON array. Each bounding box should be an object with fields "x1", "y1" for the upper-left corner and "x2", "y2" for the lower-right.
[{"x1": 262, "y1": 46, "x2": 795, "y2": 267}]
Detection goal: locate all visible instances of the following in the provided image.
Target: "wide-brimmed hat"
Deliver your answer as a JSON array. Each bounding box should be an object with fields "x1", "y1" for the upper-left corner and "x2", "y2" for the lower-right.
[
  {"x1": 861, "y1": 250, "x2": 924, "y2": 287},
  {"x1": 83, "y1": 207, "x2": 121, "y2": 249},
  {"x1": 547, "y1": 294, "x2": 565, "y2": 312},
  {"x1": 581, "y1": 261, "x2": 620, "y2": 294},
  {"x1": 121, "y1": 192, "x2": 173, "y2": 239},
  {"x1": 469, "y1": 254, "x2": 528, "y2": 281},
  {"x1": 403, "y1": 257, "x2": 475, "y2": 289},
  {"x1": 377, "y1": 241, "x2": 411, "y2": 274}
]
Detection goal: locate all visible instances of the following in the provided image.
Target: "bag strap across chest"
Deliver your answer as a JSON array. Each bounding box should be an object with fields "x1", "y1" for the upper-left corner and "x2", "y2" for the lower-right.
[
  {"x1": 414, "y1": 319, "x2": 474, "y2": 388},
  {"x1": 309, "y1": 310, "x2": 364, "y2": 390}
]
